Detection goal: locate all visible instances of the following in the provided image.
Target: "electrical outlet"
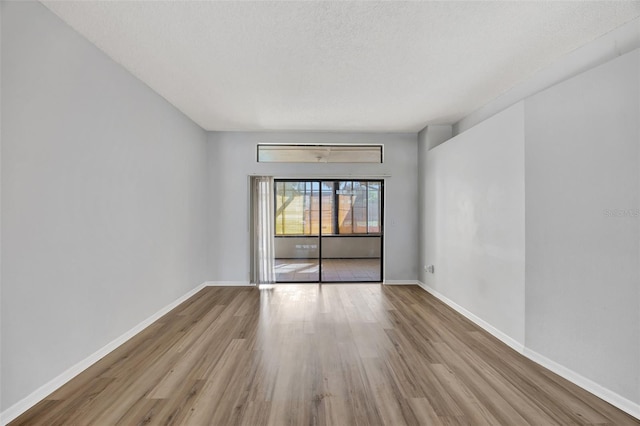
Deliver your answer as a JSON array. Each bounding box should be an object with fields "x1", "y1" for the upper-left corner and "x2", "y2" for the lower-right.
[{"x1": 426, "y1": 265, "x2": 435, "y2": 274}]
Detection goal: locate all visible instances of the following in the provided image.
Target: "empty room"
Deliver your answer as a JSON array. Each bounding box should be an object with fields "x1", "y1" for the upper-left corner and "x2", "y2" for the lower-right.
[{"x1": 2, "y1": 1, "x2": 640, "y2": 424}]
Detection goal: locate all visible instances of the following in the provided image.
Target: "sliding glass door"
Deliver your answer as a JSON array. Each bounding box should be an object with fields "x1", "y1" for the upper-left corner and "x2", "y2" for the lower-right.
[
  {"x1": 320, "y1": 181, "x2": 382, "y2": 282},
  {"x1": 274, "y1": 180, "x2": 320, "y2": 282},
  {"x1": 274, "y1": 179, "x2": 383, "y2": 283}
]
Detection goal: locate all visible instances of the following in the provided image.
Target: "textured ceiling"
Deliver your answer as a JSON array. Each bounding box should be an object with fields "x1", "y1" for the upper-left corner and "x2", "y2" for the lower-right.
[{"x1": 42, "y1": 1, "x2": 640, "y2": 132}]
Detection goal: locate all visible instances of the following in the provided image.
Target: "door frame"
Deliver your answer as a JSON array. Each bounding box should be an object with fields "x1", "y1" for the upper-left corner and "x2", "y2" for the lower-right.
[{"x1": 272, "y1": 178, "x2": 385, "y2": 283}]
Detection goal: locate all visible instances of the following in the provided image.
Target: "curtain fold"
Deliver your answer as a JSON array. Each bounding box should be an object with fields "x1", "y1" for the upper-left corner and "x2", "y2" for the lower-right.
[{"x1": 252, "y1": 176, "x2": 276, "y2": 285}]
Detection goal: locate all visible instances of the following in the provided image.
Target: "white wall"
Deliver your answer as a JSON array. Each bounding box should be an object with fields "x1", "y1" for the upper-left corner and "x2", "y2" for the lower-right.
[
  {"x1": 418, "y1": 104, "x2": 526, "y2": 346},
  {"x1": 524, "y1": 49, "x2": 640, "y2": 403},
  {"x1": 275, "y1": 236, "x2": 381, "y2": 259},
  {"x1": 423, "y1": 46, "x2": 640, "y2": 414},
  {"x1": 417, "y1": 125, "x2": 452, "y2": 287},
  {"x1": 207, "y1": 132, "x2": 418, "y2": 283},
  {"x1": 275, "y1": 237, "x2": 319, "y2": 259},
  {"x1": 1, "y1": 1, "x2": 208, "y2": 412},
  {"x1": 320, "y1": 237, "x2": 381, "y2": 259}
]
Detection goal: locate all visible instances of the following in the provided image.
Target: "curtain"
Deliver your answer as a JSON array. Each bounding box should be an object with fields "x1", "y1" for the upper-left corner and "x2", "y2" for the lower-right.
[{"x1": 252, "y1": 176, "x2": 276, "y2": 285}]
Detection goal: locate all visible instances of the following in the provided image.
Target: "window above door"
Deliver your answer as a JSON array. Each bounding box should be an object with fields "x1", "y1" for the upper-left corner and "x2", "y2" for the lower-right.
[{"x1": 258, "y1": 144, "x2": 383, "y2": 163}]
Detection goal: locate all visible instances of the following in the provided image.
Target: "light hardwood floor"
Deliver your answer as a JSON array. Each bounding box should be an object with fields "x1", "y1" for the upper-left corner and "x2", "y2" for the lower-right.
[{"x1": 10, "y1": 285, "x2": 640, "y2": 425}]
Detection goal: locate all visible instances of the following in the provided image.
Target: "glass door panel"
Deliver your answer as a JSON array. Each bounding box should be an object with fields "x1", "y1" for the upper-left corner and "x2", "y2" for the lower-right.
[
  {"x1": 274, "y1": 180, "x2": 320, "y2": 282},
  {"x1": 320, "y1": 180, "x2": 383, "y2": 283}
]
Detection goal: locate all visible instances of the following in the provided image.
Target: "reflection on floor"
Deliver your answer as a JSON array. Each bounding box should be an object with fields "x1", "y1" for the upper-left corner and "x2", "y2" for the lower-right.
[{"x1": 275, "y1": 258, "x2": 381, "y2": 282}]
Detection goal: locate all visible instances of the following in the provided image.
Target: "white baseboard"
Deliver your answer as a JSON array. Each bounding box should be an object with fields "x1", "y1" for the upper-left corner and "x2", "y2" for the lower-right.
[
  {"x1": 523, "y1": 348, "x2": 640, "y2": 420},
  {"x1": 416, "y1": 281, "x2": 524, "y2": 353},
  {"x1": 205, "y1": 281, "x2": 254, "y2": 286},
  {"x1": 384, "y1": 280, "x2": 419, "y2": 285},
  {"x1": 416, "y1": 281, "x2": 640, "y2": 421},
  {"x1": 0, "y1": 282, "x2": 209, "y2": 426}
]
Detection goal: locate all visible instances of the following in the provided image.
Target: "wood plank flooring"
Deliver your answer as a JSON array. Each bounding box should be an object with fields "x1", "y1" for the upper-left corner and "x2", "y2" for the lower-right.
[{"x1": 10, "y1": 284, "x2": 640, "y2": 425}]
